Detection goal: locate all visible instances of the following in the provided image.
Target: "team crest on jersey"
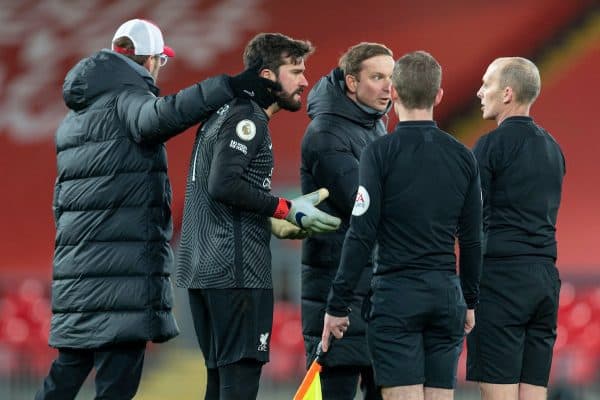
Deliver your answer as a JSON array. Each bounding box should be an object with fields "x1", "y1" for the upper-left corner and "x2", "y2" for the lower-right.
[
  {"x1": 352, "y1": 185, "x2": 370, "y2": 216},
  {"x1": 236, "y1": 119, "x2": 256, "y2": 141},
  {"x1": 258, "y1": 332, "x2": 269, "y2": 351}
]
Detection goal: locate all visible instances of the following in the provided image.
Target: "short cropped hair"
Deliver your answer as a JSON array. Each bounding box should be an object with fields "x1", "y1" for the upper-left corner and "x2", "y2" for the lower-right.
[
  {"x1": 495, "y1": 57, "x2": 541, "y2": 104},
  {"x1": 243, "y1": 33, "x2": 314, "y2": 74},
  {"x1": 392, "y1": 51, "x2": 441, "y2": 109},
  {"x1": 338, "y1": 42, "x2": 393, "y2": 77}
]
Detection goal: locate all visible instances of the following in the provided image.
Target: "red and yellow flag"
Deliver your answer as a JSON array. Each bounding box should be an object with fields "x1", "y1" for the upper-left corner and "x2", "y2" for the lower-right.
[{"x1": 293, "y1": 359, "x2": 322, "y2": 400}]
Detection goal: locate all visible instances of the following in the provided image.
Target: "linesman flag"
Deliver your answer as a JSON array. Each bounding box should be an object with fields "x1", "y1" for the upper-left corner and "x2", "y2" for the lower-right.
[{"x1": 293, "y1": 338, "x2": 331, "y2": 400}]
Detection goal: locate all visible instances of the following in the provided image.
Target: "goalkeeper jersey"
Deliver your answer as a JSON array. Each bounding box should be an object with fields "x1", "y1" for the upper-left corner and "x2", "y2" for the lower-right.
[{"x1": 176, "y1": 98, "x2": 279, "y2": 289}]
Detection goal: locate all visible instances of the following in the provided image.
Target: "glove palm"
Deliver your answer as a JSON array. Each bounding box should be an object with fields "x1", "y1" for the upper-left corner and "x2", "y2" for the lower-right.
[{"x1": 285, "y1": 189, "x2": 341, "y2": 233}]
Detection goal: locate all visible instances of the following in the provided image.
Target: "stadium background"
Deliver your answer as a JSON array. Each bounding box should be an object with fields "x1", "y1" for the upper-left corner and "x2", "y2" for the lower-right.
[{"x1": 0, "y1": 0, "x2": 598, "y2": 398}]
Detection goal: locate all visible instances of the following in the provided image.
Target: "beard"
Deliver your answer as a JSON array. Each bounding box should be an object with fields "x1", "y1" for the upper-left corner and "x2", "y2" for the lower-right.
[{"x1": 275, "y1": 88, "x2": 303, "y2": 112}]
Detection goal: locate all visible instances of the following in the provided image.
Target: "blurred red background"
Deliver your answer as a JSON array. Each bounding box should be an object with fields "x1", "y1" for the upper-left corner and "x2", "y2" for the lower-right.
[{"x1": 0, "y1": 0, "x2": 598, "y2": 394}]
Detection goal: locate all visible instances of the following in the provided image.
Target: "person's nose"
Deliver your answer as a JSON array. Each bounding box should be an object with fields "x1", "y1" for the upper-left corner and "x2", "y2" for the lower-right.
[
  {"x1": 383, "y1": 80, "x2": 392, "y2": 93},
  {"x1": 299, "y1": 75, "x2": 308, "y2": 88}
]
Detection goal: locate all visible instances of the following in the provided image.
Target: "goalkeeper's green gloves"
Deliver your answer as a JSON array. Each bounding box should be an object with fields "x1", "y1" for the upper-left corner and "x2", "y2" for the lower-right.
[{"x1": 281, "y1": 189, "x2": 341, "y2": 233}]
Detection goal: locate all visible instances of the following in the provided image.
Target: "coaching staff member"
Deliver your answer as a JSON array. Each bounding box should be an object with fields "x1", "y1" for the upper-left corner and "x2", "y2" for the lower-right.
[
  {"x1": 37, "y1": 18, "x2": 280, "y2": 400},
  {"x1": 466, "y1": 57, "x2": 565, "y2": 400},
  {"x1": 322, "y1": 51, "x2": 482, "y2": 400},
  {"x1": 176, "y1": 33, "x2": 341, "y2": 400},
  {"x1": 300, "y1": 42, "x2": 394, "y2": 400}
]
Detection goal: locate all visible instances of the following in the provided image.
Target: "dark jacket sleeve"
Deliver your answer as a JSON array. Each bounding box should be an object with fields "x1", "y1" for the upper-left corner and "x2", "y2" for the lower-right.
[
  {"x1": 457, "y1": 153, "x2": 483, "y2": 309},
  {"x1": 207, "y1": 109, "x2": 279, "y2": 215},
  {"x1": 326, "y1": 144, "x2": 382, "y2": 316},
  {"x1": 117, "y1": 75, "x2": 234, "y2": 144},
  {"x1": 472, "y1": 134, "x2": 492, "y2": 234},
  {"x1": 305, "y1": 129, "x2": 359, "y2": 215}
]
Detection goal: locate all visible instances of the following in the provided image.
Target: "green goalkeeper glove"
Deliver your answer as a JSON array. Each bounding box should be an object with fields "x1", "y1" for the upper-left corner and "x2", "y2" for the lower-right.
[{"x1": 285, "y1": 189, "x2": 341, "y2": 233}]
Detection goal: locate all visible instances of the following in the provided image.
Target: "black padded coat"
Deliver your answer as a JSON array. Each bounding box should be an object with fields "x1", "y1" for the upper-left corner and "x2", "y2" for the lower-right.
[
  {"x1": 51, "y1": 50, "x2": 233, "y2": 348},
  {"x1": 300, "y1": 68, "x2": 389, "y2": 366}
]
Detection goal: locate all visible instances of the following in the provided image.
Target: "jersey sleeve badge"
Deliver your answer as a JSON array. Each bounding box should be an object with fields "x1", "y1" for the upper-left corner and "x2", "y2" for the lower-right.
[
  {"x1": 352, "y1": 185, "x2": 370, "y2": 216},
  {"x1": 235, "y1": 119, "x2": 257, "y2": 141}
]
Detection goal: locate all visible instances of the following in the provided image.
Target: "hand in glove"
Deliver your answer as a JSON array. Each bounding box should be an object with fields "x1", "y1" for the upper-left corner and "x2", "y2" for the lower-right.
[
  {"x1": 229, "y1": 68, "x2": 282, "y2": 109},
  {"x1": 285, "y1": 189, "x2": 341, "y2": 233},
  {"x1": 270, "y1": 218, "x2": 309, "y2": 240}
]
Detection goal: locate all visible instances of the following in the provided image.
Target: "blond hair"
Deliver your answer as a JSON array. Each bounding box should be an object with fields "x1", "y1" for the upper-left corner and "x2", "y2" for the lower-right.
[{"x1": 493, "y1": 57, "x2": 541, "y2": 104}]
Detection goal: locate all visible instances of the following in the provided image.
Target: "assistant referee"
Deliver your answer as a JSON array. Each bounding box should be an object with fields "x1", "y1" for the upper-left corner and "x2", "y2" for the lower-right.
[{"x1": 322, "y1": 51, "x2": 482, "y2": 400}]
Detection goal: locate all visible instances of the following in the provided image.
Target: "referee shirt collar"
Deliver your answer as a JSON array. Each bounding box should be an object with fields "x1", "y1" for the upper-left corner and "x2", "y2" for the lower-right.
[
  {"x1": 500, "y1": 116, "x2": 533, "y2": 125},
  {"x1": 396, "y1": 120, "x2": 438, "y2": 128}
]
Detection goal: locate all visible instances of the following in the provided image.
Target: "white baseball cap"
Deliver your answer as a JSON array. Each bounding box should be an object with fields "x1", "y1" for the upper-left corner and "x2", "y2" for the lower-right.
[{"x1": 112, "y1": 19, "x2": 175, "y2": 57}]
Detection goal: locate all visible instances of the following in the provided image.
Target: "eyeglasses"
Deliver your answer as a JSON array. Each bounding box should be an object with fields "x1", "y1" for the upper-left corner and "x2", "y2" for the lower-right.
[{"x1": 155, "y1": 54, "x2": 168, "y2": 67}]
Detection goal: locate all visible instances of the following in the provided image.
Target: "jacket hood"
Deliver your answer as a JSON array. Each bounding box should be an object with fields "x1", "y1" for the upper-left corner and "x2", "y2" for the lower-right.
[
  {"x1": 307, "y1": 67, "x2": 391, "y2": 127},
  {"x1": 62, "y1": 50, "x2": 159, "y2": 111}
]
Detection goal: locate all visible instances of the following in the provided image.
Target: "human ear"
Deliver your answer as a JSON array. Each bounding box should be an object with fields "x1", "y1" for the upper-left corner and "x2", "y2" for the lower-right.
[
  {"x1": 503, "y1": 86, "x2": 513, "y2": 104},
  {"x1": 434, "y1": 88, "x2": 444, "y2": 106},
  {"x1": 345, "y1": 74, "x2": 358, "y2": 93},
  {"x1": 260, "y1": 69, "x2": 276, "y2": 82}
]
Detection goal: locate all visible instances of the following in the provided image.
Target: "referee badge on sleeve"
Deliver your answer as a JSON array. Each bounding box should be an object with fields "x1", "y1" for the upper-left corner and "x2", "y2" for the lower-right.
[
  {"x1": 352, "y1": 185, "x2": 370, "y2": 216},
  {"x1": 236, "y1": 119, "x2": 256, "y2": 141}
]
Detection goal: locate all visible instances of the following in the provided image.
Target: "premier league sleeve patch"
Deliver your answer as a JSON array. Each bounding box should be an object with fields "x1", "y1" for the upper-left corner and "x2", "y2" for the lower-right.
[
  {"x1": 235, "y1": 119, "x2": 257, "y2": 141},
  {"x1": 352, "y1": 185, "x2": 370, "y2": 216}
]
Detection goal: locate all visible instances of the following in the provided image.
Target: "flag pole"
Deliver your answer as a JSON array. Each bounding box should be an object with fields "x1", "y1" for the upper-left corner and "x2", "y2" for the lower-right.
[{"x1": 293, "y1": 335, "x2": 334, "y2": 400}]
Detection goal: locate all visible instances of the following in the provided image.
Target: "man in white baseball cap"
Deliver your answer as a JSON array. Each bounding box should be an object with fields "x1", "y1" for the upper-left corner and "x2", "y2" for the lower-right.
[
  {"x1": 112, "y1": 19, "x2": 175, "y2": 82},
  {"x1": 110, "y1": 18, "x2": 176, "y2": 83},
  {"x1": 113, "y1": 18, "x2": 176, "y2": 57},
  {"x1": 34, "y1": 18, "x2": 280, "y2": 400}
]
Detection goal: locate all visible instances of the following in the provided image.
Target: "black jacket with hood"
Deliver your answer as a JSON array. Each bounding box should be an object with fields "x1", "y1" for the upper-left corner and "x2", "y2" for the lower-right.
[
  {"x1": 51, "y1": 50, "x2": 233, "y2": 348},
  {"x1": 300, "y1": 67, "x2": 389, "y2": 367}
]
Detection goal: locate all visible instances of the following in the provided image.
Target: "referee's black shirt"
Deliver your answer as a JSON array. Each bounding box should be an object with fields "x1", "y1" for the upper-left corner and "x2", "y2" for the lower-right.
[
  {"x1": 473, "y1": 116, "x2": 565, "y2": 264},
  {"x1": 327, "y1": 120, "x2": 483, "y2": 314}
]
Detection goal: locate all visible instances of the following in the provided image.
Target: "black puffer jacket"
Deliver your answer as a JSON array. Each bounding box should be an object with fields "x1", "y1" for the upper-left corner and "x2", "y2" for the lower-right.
[
  {"x1": 51, "y1": 50, "x2": 233, "y2": 348},
  {"x1": 300, "y1": 68, "x2": 389, "y2": 366}
]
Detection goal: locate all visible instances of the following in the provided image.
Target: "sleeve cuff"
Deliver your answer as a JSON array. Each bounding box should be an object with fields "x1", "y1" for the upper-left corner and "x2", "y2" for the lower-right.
[
  {"x1": 465, "y1": 295, "x2": 479, "y2": 310},
  {"x1": 325, "y1": 305, "x2": 351, "y2": 318},
  {"x1": 272, "y1": 198, "x2": 291, "y2": 219}
]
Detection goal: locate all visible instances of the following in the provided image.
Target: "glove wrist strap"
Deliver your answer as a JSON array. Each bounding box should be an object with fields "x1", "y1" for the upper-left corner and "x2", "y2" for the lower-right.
[{"x1": 273, "y1": 198, "x2": 291, "y2": 219}]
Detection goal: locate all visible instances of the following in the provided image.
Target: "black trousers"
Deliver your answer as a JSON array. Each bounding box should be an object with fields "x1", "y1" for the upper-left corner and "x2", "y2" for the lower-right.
[
  {"x1": 321, "y1": 365, "x2": 381, "y2": 400},
  {"x1": 35, "y1": 343, "x2": 146, "y2": 400}
]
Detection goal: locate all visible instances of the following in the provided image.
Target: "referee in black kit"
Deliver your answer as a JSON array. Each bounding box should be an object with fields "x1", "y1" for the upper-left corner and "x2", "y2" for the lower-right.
[
  {"x1": 322, "y1": 51, "x2": 482, "y2": 400},
  {"x1": 466, "y1": 57, "x2": 565, "y2": 400}
]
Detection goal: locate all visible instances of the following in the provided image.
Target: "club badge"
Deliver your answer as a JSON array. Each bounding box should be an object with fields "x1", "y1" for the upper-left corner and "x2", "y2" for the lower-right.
[{"x1": 236, "y1": 119, "x2": 256, "y2": 141}]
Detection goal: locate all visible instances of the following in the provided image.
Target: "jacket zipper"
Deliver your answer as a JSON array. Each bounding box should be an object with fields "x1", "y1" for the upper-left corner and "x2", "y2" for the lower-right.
[{"x1": 191, "y1": 134, "x2": 202, "y2": 182}]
